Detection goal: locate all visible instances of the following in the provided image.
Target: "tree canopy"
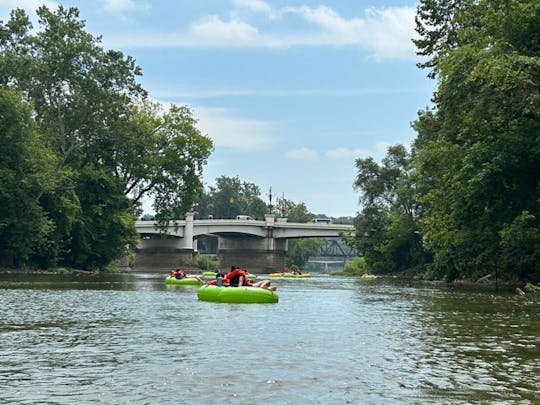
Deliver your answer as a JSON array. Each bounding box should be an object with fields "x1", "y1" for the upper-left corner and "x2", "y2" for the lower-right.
[
  {"x1": 350, "y1": 0, "x2": 539, "y2": 282},
  {"x1": 0, "y1": 6, "x2": 213, "y2": 269}
]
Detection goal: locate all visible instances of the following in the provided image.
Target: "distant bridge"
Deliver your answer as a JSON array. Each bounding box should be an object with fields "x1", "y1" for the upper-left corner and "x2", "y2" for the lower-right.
[
  {"x1": 134, "y1": 213, "x2": 354, "y2": 273},
  {"x1": 307, "y1": 238, "x2": 358, "y2": 272}
]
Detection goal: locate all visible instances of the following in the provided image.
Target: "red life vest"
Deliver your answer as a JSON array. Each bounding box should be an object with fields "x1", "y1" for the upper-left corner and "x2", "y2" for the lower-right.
[
  {"x1": 173, "y1": 269, "x2": 186, "y2": 279},
  {"x1": 224, "y1": 269, "x2": 251, "y2": 287}
]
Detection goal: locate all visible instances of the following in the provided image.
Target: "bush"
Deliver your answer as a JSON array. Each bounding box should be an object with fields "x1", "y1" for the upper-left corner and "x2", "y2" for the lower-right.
[
  {"x1": 331, "y1": 257, "x2": 367, "y2": 276},
  {"x1": 197, "y1": 254, "x2": 219, "y2": 271}
]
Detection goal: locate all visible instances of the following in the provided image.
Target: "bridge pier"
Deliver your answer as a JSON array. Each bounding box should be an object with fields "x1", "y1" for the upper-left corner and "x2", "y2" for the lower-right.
[
  {"x1": 134, "y1": 248, "x2": 197, "y2": 273},
  {"x1": 217, "y1": 234, "x2": 287, "y2": 274},
  {"x1": 217, "y1": 248, "x2": 287, "y2": 274}
]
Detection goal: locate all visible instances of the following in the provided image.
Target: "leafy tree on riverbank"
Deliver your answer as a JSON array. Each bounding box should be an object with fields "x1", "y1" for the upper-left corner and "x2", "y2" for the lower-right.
[
  {"x1": 412, "y1": 0, "x2": 539, "y2": 281},
  {"x1": 350, "y1": 0, "x2": 539, "y2": 282},
  {"x1": 0, "y1": 6, "x2": 213, "y2": 270},
  {"x1": 350, "y1": 145, "x2": 430, "y2": 275},
  {"x1": 0, "y1": 88, "x2": 56, "y2": 267}
]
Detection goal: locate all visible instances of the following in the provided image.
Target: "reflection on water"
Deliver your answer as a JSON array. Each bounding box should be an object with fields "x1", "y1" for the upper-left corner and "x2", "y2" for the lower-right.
[{"x1": 0, "y1": 273, "x2": 538, "y2": 404}]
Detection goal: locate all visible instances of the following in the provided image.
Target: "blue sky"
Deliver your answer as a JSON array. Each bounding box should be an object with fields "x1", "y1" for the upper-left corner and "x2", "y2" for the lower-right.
[{"x1": 1, "y1": 0, "x2": 435, "y2": 217}]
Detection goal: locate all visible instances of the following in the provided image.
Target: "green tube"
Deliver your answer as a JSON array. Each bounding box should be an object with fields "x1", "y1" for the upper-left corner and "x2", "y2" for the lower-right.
[
  {"x1": 165, "y1": 276, "x2": 201, "y2": 286},
  {"x1": 197, "y1": 285, "x2": 278, "y2": 303}
]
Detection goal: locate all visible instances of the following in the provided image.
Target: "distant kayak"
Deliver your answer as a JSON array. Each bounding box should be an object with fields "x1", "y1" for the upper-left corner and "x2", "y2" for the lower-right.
[
  {"x1": 361, "y1": 274, "x2": 376, "y2": 280},
  {"x1": 282, "y1": 273, "x2": 310, "y2": 278}
]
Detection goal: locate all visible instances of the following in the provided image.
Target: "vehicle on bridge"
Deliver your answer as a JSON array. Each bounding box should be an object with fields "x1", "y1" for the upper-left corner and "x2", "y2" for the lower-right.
[
  {"x1": 236, "y1": 215, "x2": 254, "y2": 220},
  {"x1": 312, "y1": 218, "x2": 332, "y2": 224}
]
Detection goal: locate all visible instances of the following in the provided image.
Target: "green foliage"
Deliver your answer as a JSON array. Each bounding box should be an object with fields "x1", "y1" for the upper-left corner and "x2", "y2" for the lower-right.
[
  {"x1": 148, "y1": 104, "x2": 214, "y2": 224},
  {"x1": 411, "y1": 0, "x2": 540, "y2": 282},
  {"x1": 499, "y1": 211, "x2": 540, "y2": 281},
  {"x1": 285, "y1": 202, "x2": 315, "y2": 223},
  {"x1": 342, "y1": 257, "x2": 368, "y2": 276},
  {"x1": 197, "y1": 254, "x2": 220, "y2": 271},
  {"x1": 350, "y1": 145, "x2": 429, "y2": 275},
  {"x1": 287, "y1": 238, "x2": 325, "y2": 269},
  {"x1": 194, "y1": 176, "x2": 267, "y2": 219},
  {"x1": 62, "y1": 168, "x2": 138, "y2": 270},
  {"x1": 0, "y1": 5, "x2": 214, "y2": 270},
  {"x1": 0, "y1": 88, "x2": 56, "y2": 267}
]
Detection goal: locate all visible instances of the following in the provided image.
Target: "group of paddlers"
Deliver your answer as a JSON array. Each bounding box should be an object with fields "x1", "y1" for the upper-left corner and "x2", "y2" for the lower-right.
[{"x1": 169, "y1": 266, "x2": 276, "y2": 291}]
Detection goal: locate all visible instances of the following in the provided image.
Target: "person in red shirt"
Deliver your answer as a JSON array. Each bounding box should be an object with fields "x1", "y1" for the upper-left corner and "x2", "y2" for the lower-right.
[{"x1": 224, "y1": 266, "x2": 276, "y2": 291}]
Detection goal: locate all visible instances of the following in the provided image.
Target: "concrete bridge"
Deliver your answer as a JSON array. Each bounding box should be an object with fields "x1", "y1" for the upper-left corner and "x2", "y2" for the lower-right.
[{"x1": 134, "y1": 213, "x2": 354, "y2": 273}]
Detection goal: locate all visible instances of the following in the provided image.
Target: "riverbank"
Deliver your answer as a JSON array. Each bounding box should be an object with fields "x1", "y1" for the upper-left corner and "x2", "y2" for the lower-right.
[{"x1": 0, "y1": 267, "x2": 111, "y2": 275}]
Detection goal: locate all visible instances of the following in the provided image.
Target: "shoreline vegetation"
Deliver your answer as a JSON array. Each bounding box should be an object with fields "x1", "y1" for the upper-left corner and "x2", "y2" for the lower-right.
[{"x1": 2, "y1": 267, "x2": 538, "y2": 295}]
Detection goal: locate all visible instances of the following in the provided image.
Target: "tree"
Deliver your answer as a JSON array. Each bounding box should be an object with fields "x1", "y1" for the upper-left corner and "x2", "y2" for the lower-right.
[
  {"x1": 0, "y1": 88, "x2": 56, "y2": 267},
  {"x1": 0, "y1": 5, "x2": 214, "y2": 269},
  {"x1": 413, "y1": 0, "x2": 470, "y2": 78},
  {"x1": 350, "y1": 145, "x2": 429, "y2": 275},
  {"x1": 277, "y1": 200, "x2": 322, "y2": 268},
  {"x1": 123, "y1": 103, "x2": 214, "y2": 224},
  {"x1": 200, "y1": 176, "x2": 267, "y2": 219},
  {"x1": 412, "y1": 0, "x2": 540, "y2": 281},
  {"x1": 276, "y1": 199, "x2": 314, "y2": 223},
  {"x1": 286, "y1": 238, "x2": 325, "y2": 269},
  {"x1": 62, "y1": 168, "x2": 138, "y2": 270}
]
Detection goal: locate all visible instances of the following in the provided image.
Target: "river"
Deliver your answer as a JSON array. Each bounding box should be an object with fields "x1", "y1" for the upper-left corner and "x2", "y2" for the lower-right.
[{"x1": 1, "y1": 273, "x2": 538, "y2": 404}]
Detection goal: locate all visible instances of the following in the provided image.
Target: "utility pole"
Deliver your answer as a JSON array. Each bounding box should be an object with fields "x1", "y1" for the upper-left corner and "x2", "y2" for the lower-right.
[{"x1": 267, "y1": 186, "x2": 273, "y2": 214}]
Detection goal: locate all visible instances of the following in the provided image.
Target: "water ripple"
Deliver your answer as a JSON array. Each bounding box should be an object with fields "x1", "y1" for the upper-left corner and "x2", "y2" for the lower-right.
[{"x1": 0, "y1": 275, "x2": 538, "y2": 404}]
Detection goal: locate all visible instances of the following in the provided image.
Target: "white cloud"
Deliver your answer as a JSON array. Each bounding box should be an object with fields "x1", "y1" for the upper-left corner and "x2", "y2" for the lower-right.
[
  {"x1": 100, "y1": 0, "x2": 150, "y2": 13},
  {"x1": 103, "y1": 4, "x2": 418, "y2": 60},
  {"x1": 285, "y1": 147, "x2": 318, "y2": 160},
  {"x1": 361, "y1": 7, "x2": 418, "y2": 60},
  {"x1": 325, "y1": 147, "x2": 370, "y2": 160},
  {"x1": 233, "y1": 0, "x2": 272, "y2": 15},
  {"x1": 195, "y1": 106, "x2": 276, "y2": 152},
  {"x1": 284, "y1": 5, "x2": 417, "y2": 59},
  {"x1": 0, "y1": 0, "x2": 57, "y2": 13},
  {"x1": 187, "y1": 15, "x2": 261, "y2": 45}
]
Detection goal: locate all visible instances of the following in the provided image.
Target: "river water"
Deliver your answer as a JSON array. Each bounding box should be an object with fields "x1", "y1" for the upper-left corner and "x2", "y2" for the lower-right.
[{"x1": 0, "y1": 273, "x2": 538, "y2": 404}]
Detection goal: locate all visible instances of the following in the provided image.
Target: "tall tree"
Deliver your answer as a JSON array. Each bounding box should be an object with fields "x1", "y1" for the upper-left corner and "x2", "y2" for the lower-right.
[
  {"x1": 351, "y1": 145, "x2": 428, "y2": 274},
  {"x1": 412, "y1": 0, "x2": 540, "y2": 281},
  {"x1": 0, "y1": 6, "x2": 214, "y2": 269},
  {"x1": 202, "y1": 176, "x2": 267, "y2": 220}
]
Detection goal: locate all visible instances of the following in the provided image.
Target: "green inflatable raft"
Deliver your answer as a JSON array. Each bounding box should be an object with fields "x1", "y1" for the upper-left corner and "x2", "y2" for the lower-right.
[
  {"x1": 165, "y1": 276, "x2": 202, "y2": 286},
  {"x1": 197, "y1": 285, "x2": 278, "y2": 304},
  {"x1": 282, "y1": 273, "x2": 310, "y2": 278}
]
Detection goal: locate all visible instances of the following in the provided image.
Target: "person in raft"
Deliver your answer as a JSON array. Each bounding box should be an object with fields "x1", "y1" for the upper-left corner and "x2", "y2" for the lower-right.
[
  {"x1": 223, "y1": 266, "x2": 277, "y2": 291},
  {"x1": 170, "y1": 268, "x2": 204, "y2": 283}
]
